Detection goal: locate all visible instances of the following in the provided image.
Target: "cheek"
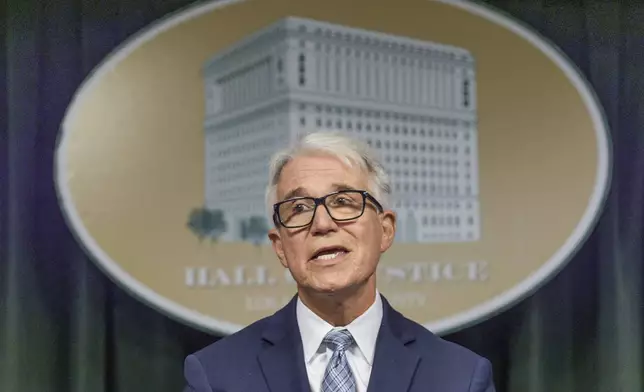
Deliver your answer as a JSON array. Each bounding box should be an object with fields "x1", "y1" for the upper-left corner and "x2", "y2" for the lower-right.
[
  {"x1": 282, "y1": 238, "x2": 308, "y2": 266},
  {"x1": 362, "y1": 220, "x2": 383, "y2": 246},
  {"x1": 352, "y1": 221, "x2": 383, "y2": 259}
]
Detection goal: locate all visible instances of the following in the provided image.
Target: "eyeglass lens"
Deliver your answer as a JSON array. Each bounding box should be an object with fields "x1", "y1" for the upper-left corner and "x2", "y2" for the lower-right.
[{"x1": 278, "y1": 191, "x2": 365, "y2": 227}]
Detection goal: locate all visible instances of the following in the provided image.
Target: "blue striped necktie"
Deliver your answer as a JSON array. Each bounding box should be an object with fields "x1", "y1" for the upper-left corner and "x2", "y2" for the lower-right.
[{"x1": 321, "y1": 329, "x2": 357, "y2": 392}]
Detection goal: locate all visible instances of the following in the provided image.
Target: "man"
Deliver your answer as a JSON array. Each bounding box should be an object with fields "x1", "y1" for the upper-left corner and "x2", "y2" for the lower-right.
[{"x1": 184, "y1": 131, "x2": 496, "y2": 392}]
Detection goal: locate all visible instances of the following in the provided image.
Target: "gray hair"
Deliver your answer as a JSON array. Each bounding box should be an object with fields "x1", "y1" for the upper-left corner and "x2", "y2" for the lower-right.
[{"x1": 265, "y1": 131, "x2": 392, "y2": 218}]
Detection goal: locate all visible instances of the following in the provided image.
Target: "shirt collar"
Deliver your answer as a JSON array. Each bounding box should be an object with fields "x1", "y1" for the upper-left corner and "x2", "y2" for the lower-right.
[{"x1": 296, "y1": 291, "x2": 383, "y2": 366}]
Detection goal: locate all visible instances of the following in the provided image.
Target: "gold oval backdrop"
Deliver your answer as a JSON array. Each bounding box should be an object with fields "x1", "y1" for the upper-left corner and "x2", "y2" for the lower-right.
[{"x1": 56, "y1": 0, "x2": 611, "y2": 335}]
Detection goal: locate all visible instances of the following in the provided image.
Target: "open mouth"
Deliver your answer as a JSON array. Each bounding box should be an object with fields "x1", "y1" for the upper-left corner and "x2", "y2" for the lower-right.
[{"x1": 311, "y1": 247, "x2": 350, "y2": 262}]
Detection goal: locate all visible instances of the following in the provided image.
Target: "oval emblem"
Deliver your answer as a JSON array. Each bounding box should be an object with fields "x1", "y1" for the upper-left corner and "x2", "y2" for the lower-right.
[{"x1": 56, "y1": 0, "x2": 611, "y2": 335}]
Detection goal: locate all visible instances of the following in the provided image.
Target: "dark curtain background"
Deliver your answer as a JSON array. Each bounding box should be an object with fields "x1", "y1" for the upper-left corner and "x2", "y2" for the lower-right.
[{"x1": 1, "y1": 0, "x2": 642, "y2": 391}]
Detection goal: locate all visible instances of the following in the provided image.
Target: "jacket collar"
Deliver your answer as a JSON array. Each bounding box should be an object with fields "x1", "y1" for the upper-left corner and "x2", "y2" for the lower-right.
[
  {"x1": 257, "y1": 295, "x2": 310, "y2": 392},
  {"x1": 258, "y1": 294, "x2": 420, "y2": 392},
  {"x1": 366, "y1": 295, "x2": 420, "y2": 392}
]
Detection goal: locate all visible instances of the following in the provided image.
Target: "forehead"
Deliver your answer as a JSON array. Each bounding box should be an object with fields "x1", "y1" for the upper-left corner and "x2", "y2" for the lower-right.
[{"x1": 277, "y1": 154, "x2": 368, "y2": 198}]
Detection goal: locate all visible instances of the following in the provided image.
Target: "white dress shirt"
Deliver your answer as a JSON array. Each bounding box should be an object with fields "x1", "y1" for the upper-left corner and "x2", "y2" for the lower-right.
[{"x1": 296, "y1": 291, "x2": 383, "y2": 392}]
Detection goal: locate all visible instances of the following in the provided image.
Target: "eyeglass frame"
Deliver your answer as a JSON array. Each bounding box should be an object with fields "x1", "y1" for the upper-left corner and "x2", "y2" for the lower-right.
[{"x1": 272, "y1": 189, "x2": 385, "y2": 229}]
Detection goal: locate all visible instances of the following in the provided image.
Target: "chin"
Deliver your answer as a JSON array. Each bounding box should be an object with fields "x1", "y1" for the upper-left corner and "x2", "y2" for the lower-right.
[{"x1": 310, "y1": 280, "x2": 358, "y2": 296}]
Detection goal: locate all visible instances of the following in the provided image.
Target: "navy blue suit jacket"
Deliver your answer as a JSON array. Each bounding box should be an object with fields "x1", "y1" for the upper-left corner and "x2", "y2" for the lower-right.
[{"x1": 184, "y1": 295, "x2": 496, "y2": 392}]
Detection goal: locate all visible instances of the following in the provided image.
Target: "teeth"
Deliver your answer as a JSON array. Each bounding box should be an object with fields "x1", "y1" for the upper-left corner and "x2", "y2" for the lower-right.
[{"x1": 315, "y1": 251, "x2": 344, "y2": 260}]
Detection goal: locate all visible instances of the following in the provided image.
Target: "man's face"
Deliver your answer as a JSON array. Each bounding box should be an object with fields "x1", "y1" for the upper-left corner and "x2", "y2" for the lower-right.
[{"x1": 268, "y1": 153, "x2": 396, "y2": 296}]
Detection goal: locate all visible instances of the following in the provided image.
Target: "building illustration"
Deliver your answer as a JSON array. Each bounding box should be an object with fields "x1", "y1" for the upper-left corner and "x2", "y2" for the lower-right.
[{"x1": 201, "y1": 16, "x2": 480, "y2": 244}]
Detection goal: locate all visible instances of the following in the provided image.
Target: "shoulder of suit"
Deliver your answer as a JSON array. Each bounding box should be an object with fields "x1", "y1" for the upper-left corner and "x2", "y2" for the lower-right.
[
  {"x1": 189, "y1": 314, "x2": 273, "y2": 361},
  {"x1": 396, "y1": 311, "x2": 487, "y2": 365}
]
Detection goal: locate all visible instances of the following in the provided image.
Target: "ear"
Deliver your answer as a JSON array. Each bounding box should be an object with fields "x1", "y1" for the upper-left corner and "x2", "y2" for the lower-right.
[
  {"x1": 268, "y1": 228, "x2": 288, "y2": 268},
  {"x1": 379, "y1": 210, "x2": 396, "y2": 253}
]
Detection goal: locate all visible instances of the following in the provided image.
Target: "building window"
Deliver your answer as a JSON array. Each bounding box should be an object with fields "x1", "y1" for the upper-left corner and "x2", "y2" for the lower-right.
[
  {"x1": 299, "y1": 54, "x2": 306, "y2": 86},
  {"x1": 463, "y1": 78, "x2": 470, "y2": 107}
]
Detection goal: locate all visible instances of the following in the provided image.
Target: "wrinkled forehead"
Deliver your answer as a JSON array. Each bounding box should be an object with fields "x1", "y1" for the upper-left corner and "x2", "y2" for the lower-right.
[{"x1": 276, "y1": 153, "x2": 369, "y2": 200}]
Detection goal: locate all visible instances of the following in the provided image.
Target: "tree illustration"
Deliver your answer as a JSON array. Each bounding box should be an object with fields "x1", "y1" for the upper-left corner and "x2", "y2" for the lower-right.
[
  {"x1": 187, "y1": 208, "x2": 227, "y2": 243},
  {"x1": 205, "y1": 209, "x2": 227, "y2": 243},
  {"x1": 240, "y1": 220, "x2": 249, "y2": 242},
  {"x1": 187, "y1": 208, "x2": 208, "y2": 242},
  {"x1": 246, "y1": 216, "x2": 269, "y2": 246}
]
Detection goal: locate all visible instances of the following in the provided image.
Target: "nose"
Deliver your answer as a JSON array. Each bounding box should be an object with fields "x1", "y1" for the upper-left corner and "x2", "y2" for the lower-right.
[{"x1": 309, "y1": 204, "x2": 338, "y2": 235}]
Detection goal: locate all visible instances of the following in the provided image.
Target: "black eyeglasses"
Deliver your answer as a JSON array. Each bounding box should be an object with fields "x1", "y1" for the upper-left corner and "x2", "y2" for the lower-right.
[{"x1": 273, "y1": 190, "x2": 384, "y2": 229}]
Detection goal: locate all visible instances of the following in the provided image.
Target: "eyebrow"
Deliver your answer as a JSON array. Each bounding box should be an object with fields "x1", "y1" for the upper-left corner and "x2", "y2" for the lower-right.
[
  {"x1": 332, "y1": 183, "x2": 357, "y2": 192},
  {"x1": 282, "y1": 187, "x2": 306, "y2": 201},
  {"x1": 281, "y1": 183, "x2": 358, "y2": 201}
]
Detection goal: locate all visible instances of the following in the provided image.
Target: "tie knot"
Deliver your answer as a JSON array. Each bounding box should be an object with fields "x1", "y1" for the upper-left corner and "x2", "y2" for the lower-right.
[{"x1": 322, "y1": 329, "x2": 354, "y2": 352}]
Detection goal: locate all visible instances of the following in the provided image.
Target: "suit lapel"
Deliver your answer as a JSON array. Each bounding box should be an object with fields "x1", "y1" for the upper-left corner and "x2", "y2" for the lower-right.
[
  {"x1": 367, "y1": 296, "x2": 420, "y2": 392},
  {"x1": 257, "y1": 296, "x2": 310, "y2": 392}
]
